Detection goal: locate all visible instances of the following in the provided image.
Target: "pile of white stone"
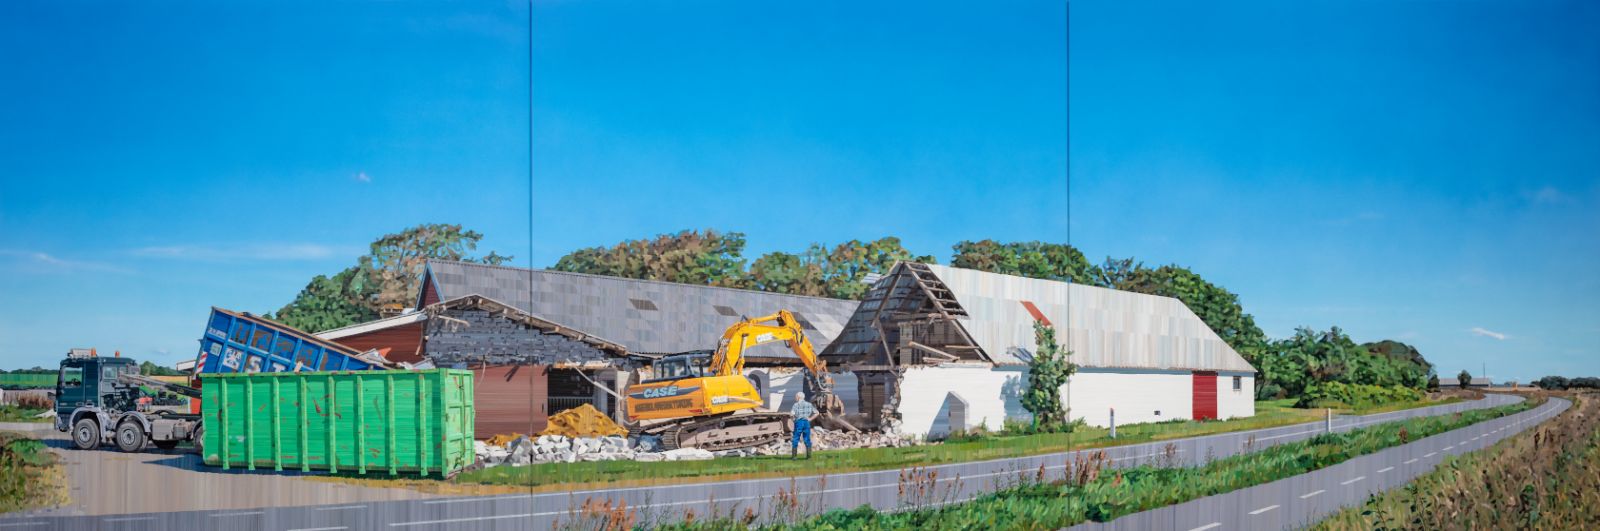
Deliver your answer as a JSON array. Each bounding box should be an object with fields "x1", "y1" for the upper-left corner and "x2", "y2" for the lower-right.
[
  {"x1": 719, "y1": 427, "x2": 918, "y2": 458},
  {"x1": 473, "y1": 428, "x2": 919, "y2": 466},
  {"x1": 474, "y1": 434, "x2": 716, "y2": 466}
]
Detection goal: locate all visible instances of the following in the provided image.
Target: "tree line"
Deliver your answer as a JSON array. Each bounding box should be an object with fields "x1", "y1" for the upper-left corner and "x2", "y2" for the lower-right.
[
  {"x1": 272, "y1": 225, "x2": 1438, "y2": 407},
  {"x1": 1532, "y1": 376, "x2": 1600, "y2": 390}
]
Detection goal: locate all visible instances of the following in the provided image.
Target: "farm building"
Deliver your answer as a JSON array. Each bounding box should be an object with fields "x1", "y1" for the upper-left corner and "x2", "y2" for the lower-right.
[
  {"x1": 820, "y1": 262, "x2": 1257, "y2": 438},
  {"x1": 315, "y1": 260, "x2": 862, "y2": 438}
]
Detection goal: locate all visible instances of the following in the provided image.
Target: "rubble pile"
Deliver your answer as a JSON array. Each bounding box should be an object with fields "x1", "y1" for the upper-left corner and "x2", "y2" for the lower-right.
[
  {"x1": 473, "y1": 434, "x2": 715, "y2": 466},
  {"x1": 539, "y1": 404, "x2": 626, "y2": 438},
  {"x1": 473, "y1": 428, "x2": 918, "y2": 466},
  {"x1": 727, "y1": 428, "x2": 917, "y2": 457}
]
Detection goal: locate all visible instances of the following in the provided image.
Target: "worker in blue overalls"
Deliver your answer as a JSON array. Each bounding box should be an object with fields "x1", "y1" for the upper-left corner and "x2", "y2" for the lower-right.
[{"x1": 790, "y1": 392, "x2": 817, "y2": 459}]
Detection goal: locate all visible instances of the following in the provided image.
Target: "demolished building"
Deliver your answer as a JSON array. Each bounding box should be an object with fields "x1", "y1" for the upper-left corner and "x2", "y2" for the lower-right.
[
  {"x1": 820, "y1": 262, "x2": 1257, "y2": 438},
  {"x1": 315, "y1": 260, "x2": 862, "y2": 438}
]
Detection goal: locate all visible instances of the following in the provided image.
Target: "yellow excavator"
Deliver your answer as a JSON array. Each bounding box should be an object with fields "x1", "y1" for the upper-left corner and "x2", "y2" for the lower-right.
[{"x1": 624, "y1": 310, "x2": 850, "y2": 450}]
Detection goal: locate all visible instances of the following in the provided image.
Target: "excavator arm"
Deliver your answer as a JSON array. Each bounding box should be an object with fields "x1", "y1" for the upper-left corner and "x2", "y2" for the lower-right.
[{"x1": 710, "y1": 310, "x2": 856, "y2": 431}]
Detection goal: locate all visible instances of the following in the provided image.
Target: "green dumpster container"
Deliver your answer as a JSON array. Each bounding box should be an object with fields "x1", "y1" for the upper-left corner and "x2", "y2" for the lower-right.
[{"x1": 200, "y1": 369, "x2": 475, "y2": 477}]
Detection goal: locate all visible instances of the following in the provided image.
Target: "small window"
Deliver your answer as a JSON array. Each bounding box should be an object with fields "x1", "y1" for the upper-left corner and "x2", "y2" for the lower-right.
[
  {"x1": 629, "y1": 298, "x2": 658, "y2": 311},
  {"x1": 713, "y1": 305, "x2": 738, "y2": 317},
  {"x1": 61, "y1": 367, "x2": 83, "y2": 387},
  {"x1": 103, "y1": 366, "x2": 120, "y2": 381},
  {"x1": 1233, "y1": 375, "x2": 1242, "y2": 391}
]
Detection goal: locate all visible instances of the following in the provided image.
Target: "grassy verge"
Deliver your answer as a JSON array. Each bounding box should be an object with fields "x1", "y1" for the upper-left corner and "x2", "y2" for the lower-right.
[
  {"x1": 1315, "y1": 392, "x2": 1596, "y2": 530},
  {"x1": 0, "y1": 431, "x2": 67, "y2": 513},
  {"x1": 452, "y1": 400, "x2": 1328, "y2": 490},
  {"x1": 654, "y1": 398, "x2": 1539, "y2": 530},
  {"x1": 0, "y1": 406, "x2": 50, "y2": 423},
  {"x1": 450, "y1": 397, "x2": 1463, "y2": 491}
]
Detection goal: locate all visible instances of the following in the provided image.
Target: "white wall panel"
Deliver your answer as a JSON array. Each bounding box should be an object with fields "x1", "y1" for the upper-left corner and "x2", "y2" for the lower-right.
[
  {"x1": 1217, "y1": 372, "x2": 1254, "y2": 420},
  {"x1": 896, "y1": 365, "x2": 1029, "y2": 438},
  {"x1": 1062, "y1": 369, "x2": 1194, "y2": 427}
]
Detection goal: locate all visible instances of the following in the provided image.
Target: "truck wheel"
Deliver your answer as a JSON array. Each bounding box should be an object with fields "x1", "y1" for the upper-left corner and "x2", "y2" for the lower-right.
[
  {"x1": 71, "y1": 418, "x2": 100, "y2": 450},
  {"x1": 115, "y1": 421, "x2": 146, "y2": 452},
  {"x1": 193, "y1": 425, "x2": 205, "y2": 456}
]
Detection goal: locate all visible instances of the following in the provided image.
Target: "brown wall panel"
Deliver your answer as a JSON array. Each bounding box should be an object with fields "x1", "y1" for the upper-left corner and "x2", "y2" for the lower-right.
[
  {"x1": 331, "y1": 322, "x2": 426, "y2": 364},
  {"x1": 472, "y1": 364, "x2": 548, "y2": 439}
]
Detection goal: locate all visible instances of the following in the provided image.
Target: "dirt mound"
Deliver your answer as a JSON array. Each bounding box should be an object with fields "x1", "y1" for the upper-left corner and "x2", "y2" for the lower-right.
[{"x1": 539, "y1": 404, "x2": 626, "y2": 438}]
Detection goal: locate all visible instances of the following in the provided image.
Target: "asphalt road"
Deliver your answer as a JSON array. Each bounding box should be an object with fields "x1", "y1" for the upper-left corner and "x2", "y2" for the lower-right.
[
  {"x1": 0, "y1": 394, "x2": 1536, "y2": 530},
  {"x1": 1069, "y1": 395, "x2": 1570, "y2": 531}
]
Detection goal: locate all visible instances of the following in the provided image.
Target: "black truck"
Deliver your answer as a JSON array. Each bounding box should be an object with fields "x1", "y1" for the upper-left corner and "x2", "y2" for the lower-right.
[{"x1": 54, "y1": 349, "x2": 203, "y2": 453}]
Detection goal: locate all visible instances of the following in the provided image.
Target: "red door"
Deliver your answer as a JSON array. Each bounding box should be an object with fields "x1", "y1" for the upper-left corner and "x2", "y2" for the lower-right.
[{"x1": 1192, "y1": 371, "x2": 1218, "y2": 420}]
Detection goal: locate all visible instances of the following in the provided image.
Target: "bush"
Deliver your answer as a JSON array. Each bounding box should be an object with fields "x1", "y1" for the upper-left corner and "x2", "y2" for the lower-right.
[{"x1": 1298, "y1": 382, "x2": 1423, "y2": 409}]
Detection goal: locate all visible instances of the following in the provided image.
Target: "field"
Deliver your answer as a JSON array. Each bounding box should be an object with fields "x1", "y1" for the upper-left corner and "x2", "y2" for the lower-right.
[
  {"x1": 450, "y1": 397, "x2": 1448, "y2": 492},
  {"x1": 0, "y1": 431, "x2": 68, "y2": 513},
  {"x1": 1315, "y1": 392, "x2": 1600, "y2": 530},
  {"x1": 655, "y1": 398, "x2": 1538, "y2": 530}
]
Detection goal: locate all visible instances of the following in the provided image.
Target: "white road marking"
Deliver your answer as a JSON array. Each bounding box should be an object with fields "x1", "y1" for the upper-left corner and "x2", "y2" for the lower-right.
[
  {"x1": 1404, "y1": 458, "x2": 1419, "y2": 464},
  {"x1": 209, "y1": 511, "x2": 264, "y2": 518},
  {"x1": 424, "y1": 495, "x2": 532, "y2": 505},
  {"x1": 1341, "y1": 476, "x2": 1366, "y2": 485},
  {"x1": 1443, "y1": 446, "x2": 1455, "y2": 451},
  {"x1": 1188, "y1": 523, "x2": 1222, "y2": 531},
  {"x1": 1300, "y1": 489, "x2": 1325, "y2": 499},
  {"x1": 1377, "y1": 467, "x2": 1394, "y2": 473},
  {"x1": 1424, "y1": 452, "x2": 1437, "y2": 457},
  {"x1": 315, "y1": 505, "x2": 368, "y2": 511},
  {"x1": 0, "y1": 524, "x2": 47, "y2": 528},
  {"x1": 1249, "y1": 505, "x2": 1280, "y2": 515},
  {"x1": 289, "y1": 528, "x2": 349, "y2": 531},
  {"x1": 391, "y1": 513, "x2": 545, "y2": 527},
  {"x1": 103, "y1": 516, "x2": 156, "y2": 522}
]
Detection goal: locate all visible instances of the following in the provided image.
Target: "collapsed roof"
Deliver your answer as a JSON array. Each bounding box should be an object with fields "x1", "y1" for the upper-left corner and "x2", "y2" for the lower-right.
[
  {"x1": 823, "y1": 262, "x2": 1257, "y2": 373},
  {"x1": 419, "y1": 260, "x2": 862, "y2": 356}
]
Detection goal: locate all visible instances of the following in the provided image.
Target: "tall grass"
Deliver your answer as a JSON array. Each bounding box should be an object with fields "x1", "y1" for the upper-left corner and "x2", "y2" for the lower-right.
[
  {"x1": 1315, "y1": 392, "x2": 1598, "y2": 530},
  {"x1": 663, "y1": 399, "x2": 1537, "y2": 530},
  {"x1": 0, "y1": 431, "x2": 66, "y2": 513}
]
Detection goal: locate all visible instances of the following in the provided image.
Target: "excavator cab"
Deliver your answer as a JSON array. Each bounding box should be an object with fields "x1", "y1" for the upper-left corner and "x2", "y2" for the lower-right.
[{"x1": 646, "y1": 352, "x2": 712, "y2": 382}]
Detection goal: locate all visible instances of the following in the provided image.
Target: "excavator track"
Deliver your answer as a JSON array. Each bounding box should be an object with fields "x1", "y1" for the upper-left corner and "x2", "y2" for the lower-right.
[{"x1": 653, "y1": 412, "x2": 792, "y2": 452}]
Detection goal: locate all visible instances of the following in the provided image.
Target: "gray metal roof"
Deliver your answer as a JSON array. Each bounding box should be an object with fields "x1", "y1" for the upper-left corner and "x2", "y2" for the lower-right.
[
  {"x1": 922, "y1": 263, "x2": 1256, "y2": 372},
  {"x1": 421, "y1": 260, "x2": 861, "y2": 356}
]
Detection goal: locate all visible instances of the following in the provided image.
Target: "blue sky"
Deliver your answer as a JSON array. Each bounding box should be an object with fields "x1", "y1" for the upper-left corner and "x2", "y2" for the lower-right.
[{"x1": 1, "y1": 1, "x2": 1595, "y2": 381}]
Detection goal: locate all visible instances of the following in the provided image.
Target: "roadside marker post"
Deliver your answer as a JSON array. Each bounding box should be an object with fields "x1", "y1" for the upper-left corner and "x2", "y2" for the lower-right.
[{"x1": 1109, "y1": 408, "x2": 1116, "y2": 439}]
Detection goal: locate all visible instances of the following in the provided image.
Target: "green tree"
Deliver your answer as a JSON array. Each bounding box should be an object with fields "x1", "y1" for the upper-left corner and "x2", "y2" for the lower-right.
[
  {"x1": 139, "y1": 361, "x2": 182, "y2": 376},
  {"x1": 747, "y1": 237, "x2": 934, "y2": 299},
  {"x1": 1021, "y1": 322, "x2": 1077, "y2": 429},
  {"x1": 552, "y1": 229, "x2": 748, "y2": 288},
  {"x1": 274, "y1": 224, "x2": 511, "y2": 333},
  {"x1": 365, "y1": 224, "x2": 511, "y2": 313},
  {"x1": 950, "y1": 240, "x2": 1098, "y2": 285},
  {"x1": 1458, "y1": 369, "x2": 1472, "y2": 389}
]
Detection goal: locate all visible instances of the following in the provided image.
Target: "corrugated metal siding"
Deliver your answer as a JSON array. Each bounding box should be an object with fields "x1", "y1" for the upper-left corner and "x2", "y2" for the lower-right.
[
  {"x1": 425, "y1": 261, "x2": 861, "y2": 355},
  {"x1": 923, "y1": 264, "x2": 1256, "y2": 373},
  {"x1": 471, "y1": 364, "x2": 547, "y2": 439},
  {"x1": 330, "y1": 322, "x2": 426, "y2": 364}
]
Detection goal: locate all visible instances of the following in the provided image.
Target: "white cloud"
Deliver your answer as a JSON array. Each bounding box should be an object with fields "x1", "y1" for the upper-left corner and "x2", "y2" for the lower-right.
[
  {"x1": 1469, "y1": 327, "x2": 1510, "y2": 341},
  {"x1": 1528, "y1": 186, "x2": 1569, "y2": 205},
  {"x1": 0, "y1": 249, "x2": 132, "y2": 274},
  {"x1": 355, "y1": 171, "x2": 371, "y2": 183},
  {"x1": 131, "y1": 243, "x2": 351, "y2": 262}
]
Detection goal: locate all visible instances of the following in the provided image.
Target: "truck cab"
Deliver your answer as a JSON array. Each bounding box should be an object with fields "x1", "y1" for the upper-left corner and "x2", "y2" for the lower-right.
[
  {"x1": 54, "y1": 349, "x2": 202, "y2": 453},
  {"x1": 54, "y1": 351, "x2": 139, "y2": 421}
]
